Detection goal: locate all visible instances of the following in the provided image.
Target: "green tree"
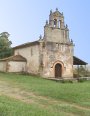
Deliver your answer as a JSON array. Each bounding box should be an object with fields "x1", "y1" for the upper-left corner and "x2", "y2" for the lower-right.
[
  {"x1": 0, "y1": 32, "x2": 13, "y2": 59},
  {"x1": 74, "y1": 65, "x2": 88, "y2": 77}
]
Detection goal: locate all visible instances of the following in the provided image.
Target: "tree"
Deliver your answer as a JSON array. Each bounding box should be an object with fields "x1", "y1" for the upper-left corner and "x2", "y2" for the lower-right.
[
  {"x1": 0, "y1": 32, "x2": 13, "y2": 59},
  {"x1": 74, "y1": 65, "x2": 88, "y2": 77}
]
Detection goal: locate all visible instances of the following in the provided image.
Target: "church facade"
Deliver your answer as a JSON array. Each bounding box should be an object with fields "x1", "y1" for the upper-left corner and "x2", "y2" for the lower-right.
[{"x1": 13, "y1": 9, "x2": 74, "y2": 78}]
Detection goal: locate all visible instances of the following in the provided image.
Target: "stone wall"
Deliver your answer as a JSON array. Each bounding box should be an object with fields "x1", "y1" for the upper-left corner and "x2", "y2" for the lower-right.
[
  {"x1": 44, "y1": 27, "x2": 69, "y2": 43},
  {"x1": 41, "y1": 42, "x2": 73, "y2": 78},
  {"x1": 14, "y1": 44, "x2": 40, "y2": 74},
  {"x1": 0, "y1": 61, "x2": 26, "y2": 73},
  {"x1": 7, "y1": 61, "x2": 26, "y2": 72},
  {"x1": 0, "y1": 61, "x2": 6, "y2": 72}
]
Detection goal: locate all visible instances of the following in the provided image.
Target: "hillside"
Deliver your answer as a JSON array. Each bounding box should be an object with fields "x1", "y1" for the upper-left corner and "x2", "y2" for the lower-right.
[{"x1": 0, "y1": 73, "x2": 90, "y2": 116}]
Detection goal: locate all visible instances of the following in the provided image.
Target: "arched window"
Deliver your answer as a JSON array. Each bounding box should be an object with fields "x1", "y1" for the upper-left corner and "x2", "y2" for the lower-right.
[{"x1": 54, "y1": 19, "x2": 57, "y2": 27}]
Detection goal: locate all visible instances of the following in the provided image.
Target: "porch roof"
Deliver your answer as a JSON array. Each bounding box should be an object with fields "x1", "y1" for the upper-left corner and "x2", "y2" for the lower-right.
[{"x1": 73, "y1": 56, "x2": 88, "y2": 65}]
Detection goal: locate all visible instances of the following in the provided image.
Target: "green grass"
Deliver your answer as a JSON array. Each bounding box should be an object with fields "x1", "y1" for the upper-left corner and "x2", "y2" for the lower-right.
[
  {"x1": 0, "y1": 72, "x2": 90, "y2": 116},
  {"x1": 0, "y1": 95, "x2": 64, "y2": 116}
]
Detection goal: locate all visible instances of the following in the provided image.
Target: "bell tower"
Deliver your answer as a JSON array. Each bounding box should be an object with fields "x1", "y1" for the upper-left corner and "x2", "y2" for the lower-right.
[
  {"x1": 44, "y1": 8, "x2": 70, "y2": 43},
  {"x1": 40, "y1": 8, "x2": 74, "y2": 78},
  {"x1": 49, "y1": 8, "x2": 64, "y2": 29}
]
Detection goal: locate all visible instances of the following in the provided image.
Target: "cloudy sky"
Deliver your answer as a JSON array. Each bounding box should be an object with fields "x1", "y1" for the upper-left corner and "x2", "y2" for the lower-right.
[{"x1": 0, "y1": 0, "x2": 90, "y2": 63}]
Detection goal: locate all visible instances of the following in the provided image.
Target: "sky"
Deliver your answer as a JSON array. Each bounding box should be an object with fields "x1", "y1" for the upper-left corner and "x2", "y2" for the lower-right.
[{"x1": 0, "y1": 0, "x2": 90, "y2": 63}]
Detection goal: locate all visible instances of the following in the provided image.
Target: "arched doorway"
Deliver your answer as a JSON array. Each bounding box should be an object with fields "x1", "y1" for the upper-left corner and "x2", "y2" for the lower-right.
[{"x1": 55, "y1": 63, "x2": 62, "y2": 78}]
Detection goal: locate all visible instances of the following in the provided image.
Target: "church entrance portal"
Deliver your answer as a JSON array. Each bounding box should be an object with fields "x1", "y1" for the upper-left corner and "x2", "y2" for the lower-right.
[{"x1": 55, "y1": 63, "x2": 62, "y2": 78}]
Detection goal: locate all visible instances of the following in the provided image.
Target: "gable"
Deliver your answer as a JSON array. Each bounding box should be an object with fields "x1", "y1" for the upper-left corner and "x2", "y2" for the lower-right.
[{"x1": 13, "y1": 41, "x2": 39, "y2": 50}]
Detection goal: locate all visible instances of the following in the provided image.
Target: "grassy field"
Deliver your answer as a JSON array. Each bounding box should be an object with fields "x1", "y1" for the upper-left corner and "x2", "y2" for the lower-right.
[{"x1": 0, "y1": 73, "x2": 90, "y2": 116}]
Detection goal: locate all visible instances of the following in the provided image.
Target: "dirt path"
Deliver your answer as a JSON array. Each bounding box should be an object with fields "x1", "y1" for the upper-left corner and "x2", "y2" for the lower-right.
[{"x1": 0, "y1": 80, "x2": 90, "y2": 112}]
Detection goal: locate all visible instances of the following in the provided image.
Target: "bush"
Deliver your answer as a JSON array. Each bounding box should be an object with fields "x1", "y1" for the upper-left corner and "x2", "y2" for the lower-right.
[
  {"x1": 77, "y1": 78, "x2": 87, "y2": 82},
  {"x1": 61, "y1": 79, "x2": 73, "y2": 83}
]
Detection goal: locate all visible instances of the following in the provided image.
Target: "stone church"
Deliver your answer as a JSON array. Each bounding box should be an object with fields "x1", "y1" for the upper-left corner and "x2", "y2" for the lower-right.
[{"x1": 0, "y1": 9, "x2": 87, "y2": 78}]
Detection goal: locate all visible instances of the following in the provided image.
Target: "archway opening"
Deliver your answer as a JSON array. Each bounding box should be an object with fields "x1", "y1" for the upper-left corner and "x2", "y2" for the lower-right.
[
  {"x1": 55, "y1": 63, "x2": 62, "y2": 78},
  {"x1": 54, "y1": 19, "x2": 57, "y2": 27}
]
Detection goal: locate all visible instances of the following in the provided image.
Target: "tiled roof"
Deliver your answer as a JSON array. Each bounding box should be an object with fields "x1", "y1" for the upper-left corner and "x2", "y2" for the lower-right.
[
  {"x1": 0, "y1": 55, "x2": 27, "y2": 62},
  {"x1": 13, "y1": 41, "x2": 39, "y2": 49},
  {"x1": 73, "y1": 56, "x2": 87, "y2": 65}
]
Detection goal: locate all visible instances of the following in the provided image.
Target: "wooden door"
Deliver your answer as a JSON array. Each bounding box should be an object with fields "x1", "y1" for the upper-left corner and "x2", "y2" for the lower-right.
[{"x1": 55, "y1": 63, "x2": 62, "y2": 78}]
